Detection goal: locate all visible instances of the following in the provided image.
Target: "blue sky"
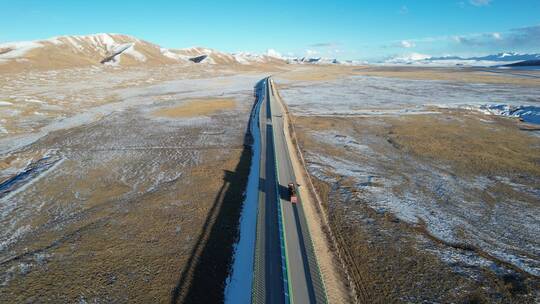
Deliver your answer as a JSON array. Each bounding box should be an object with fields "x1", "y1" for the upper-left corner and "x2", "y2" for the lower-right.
[{"x1": 1, "y1": 0, "x2": 539, "y2": 61}]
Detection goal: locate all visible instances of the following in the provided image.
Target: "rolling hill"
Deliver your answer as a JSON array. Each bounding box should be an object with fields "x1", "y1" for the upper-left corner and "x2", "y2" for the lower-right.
[{"x1": 0, "y1": 33, "x2": 287, "y2": 72}]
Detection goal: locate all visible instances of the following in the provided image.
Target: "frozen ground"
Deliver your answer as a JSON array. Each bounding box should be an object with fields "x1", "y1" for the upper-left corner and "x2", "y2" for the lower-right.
[
  {"x1": 0, "y1": 66, "x2": 263, "y2": 302},
  {"x1": 0, "y1": 65, "x2": 256, "y2": 155},
  {"x1": 306, "y1": 131, "x2": 540, "y2": 276},
  {"x1": 277, "y1": 75, "x2": 540, "y2": 123},
  {"x1": 278, "y1": 74, "x2": 540, "y2": 302}
]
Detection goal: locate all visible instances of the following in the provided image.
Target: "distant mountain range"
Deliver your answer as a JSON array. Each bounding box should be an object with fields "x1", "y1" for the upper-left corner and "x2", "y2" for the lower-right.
[
  {"x1": 0, "y1": 33, "x2": 291, "y2": 72},
  {"x1": 384, "y1": 52, "x2": 540, "y2": 66},
  {"x1": 502, "y1": 60, "x2": 540, "y2": 67},
  {"x1": 430, "y1": 52, "x2": 540, "y2": 62},
  {"x1": 7, "y1": 33, "x2": 535, "y2": 71},
  {"x1": 285, "y1": 57, "x2": 365, "y2": 66},
  {"x1": 0, "y1": 33, "x2": 353, "y2": 73}
]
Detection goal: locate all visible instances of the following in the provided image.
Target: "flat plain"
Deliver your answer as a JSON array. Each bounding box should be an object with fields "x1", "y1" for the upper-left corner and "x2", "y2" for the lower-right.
[{"x1": 275, "y1": 67, "x2": 540, "y2": 303}]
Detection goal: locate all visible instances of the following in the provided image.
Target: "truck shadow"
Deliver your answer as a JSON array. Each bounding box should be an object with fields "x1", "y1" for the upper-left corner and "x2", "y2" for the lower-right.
[
  {"x1": 259, "y1": 177, "x2": 291, "y2": 201},
  {"x1": 170, "y1": 81, "x2": 263, "y2": 304}
]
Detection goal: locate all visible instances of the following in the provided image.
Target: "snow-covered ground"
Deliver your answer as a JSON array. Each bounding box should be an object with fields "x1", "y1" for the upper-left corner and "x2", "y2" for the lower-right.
[
  {"x1": 0, "y1": 66, "x2": 262, "y2": 155},
  {"x1": 0, "y1": 69, "x2": 264, "y2": 253},
  {"x1": 277, "y1": 75, "x2": 540, "y2": 277},
  {"x1": 305, "y1": 136, "x2": 540, "y2": 276},
  {"x1": 278, "y1": 75, "x2": 540, "y2": 123},
  {"x1": 0, "y1": 68, "x2": 263, "y2": 301}
]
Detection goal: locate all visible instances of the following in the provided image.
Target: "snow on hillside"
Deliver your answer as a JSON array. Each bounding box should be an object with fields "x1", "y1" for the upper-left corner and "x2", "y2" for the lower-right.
[
  {"x1": 0, "y1": 34, "x2": 130, "y2": 59},
  {"x1": 169, "y1": 47, "x2": 286, "y2": 65},
  {"x1": 0, "y1": 33, "x2": 162, "y2": 69},
  {"x1": 0, "y1": 41, "x2": 42, "y2": 61},
  {"x1": 0, "y1": 33, "x2": 368, "y2": 70},
  {"x1": 159, "y1": 48, "x2": 191, "y2": 61}
]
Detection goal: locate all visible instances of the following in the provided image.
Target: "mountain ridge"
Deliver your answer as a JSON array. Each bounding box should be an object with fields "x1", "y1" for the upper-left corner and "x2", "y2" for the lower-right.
[
  {"x1": 384, "y1": 51, "x2": 540, "y2": 66},
  {"x1": 0, "y1": 33, "x2": 289, "y2": 72}
]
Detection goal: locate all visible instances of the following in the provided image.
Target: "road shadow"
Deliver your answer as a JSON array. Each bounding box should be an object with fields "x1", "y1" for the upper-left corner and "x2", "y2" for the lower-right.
[{"x1": 170, "y1": 82, "x2": 262, "y2": 304}]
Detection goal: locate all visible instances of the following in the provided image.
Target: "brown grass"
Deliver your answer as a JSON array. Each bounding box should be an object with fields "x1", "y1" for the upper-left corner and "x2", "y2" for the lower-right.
[
  {"x1": 153, "y1": 98, "x2": 237, "y2": 118},
  {"x1": 277, "y1": 65, "x2": 364, "y2": 81},
  {"x1": 276, "y1": 65, "x2": 540, "y2": 86},
  {"x1": 354, "y1": 67, "x2": 540, "y2": 86},
  {"x1": 386, "y1": 111, "x2": 540, "y2": 178},
  {"x1": 292, "y1": 111, "x2": 540, "y2": 303},
  {"x1": 0, "y1": 78, "x2": 254, "y2": 302},
  {"x1": 297, "y1": 111, "x2": 540, "y2": 179}
]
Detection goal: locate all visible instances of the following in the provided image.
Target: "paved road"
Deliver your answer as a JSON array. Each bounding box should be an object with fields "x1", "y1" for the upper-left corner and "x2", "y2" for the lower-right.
[
  {"x1": 252, "y1": 78, "x2": 286, "y2": 304},
  {"x1": 252, "y1": 78, "x2": 326, "y2": 304}
]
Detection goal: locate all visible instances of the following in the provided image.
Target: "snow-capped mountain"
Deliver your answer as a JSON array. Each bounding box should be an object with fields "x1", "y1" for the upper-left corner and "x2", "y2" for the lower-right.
[
  {"x1": 167, "y1": 47, "x2": 285, "y2": 65},
  {"x1": 286, "y1": 57, "x2": 350, "y2": 65},
  {"x1": 431, "y1": 52, "x2": 540, "y2": 62},
  {"x1": 383, "y1": 52, "x2": 540, "y2": 67}
]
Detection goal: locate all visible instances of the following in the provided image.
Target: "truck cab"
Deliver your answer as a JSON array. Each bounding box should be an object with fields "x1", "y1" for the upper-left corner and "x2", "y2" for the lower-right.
[{"x1": 287, "y1": 182, "x2": 298, "y2": 204}]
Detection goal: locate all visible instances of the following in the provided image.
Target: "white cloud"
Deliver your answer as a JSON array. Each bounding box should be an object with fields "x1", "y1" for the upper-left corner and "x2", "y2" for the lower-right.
[
  {"x1": 492, "y1": 32, "x2": 502, "y2": 40},
  {"x1": 469, "y1": 0, "x2": 492, "y2": 6},
  {"x1": 400, "y1": 40, "x2": 415, "y2": 48}
]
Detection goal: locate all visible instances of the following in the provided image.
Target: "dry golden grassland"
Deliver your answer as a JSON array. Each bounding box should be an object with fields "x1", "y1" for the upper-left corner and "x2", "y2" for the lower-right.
[
  {"x1": 0, "y1": 83, "x2": 255, "y2": 303},
  {"x1": 354, "y1": 66, "x2": 540, "y2": 86},
  {"x1": 385, "y1": 110, "x2": 540, "y2": 178},
  {"x1": 293, "y1": 111, "x2": 540, "y2": 303},
  {"x1": 152, "y1": 98, "x2": 237, "y2": 118},
  {"x1": 277, "y1": 65, "x2": 540, "y2": 86}
]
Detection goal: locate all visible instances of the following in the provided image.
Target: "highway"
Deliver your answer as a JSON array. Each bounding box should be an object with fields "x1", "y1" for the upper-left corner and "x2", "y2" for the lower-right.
[{"x1": 252, "y1": 78, "x2": 327, "y2": 304}]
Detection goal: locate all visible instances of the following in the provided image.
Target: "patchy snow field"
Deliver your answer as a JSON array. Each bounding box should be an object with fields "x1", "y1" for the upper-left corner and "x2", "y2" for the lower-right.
[
  {"x1": 277, "y1": 75, "x2": 540, "y2": 121},
  {"x1": 0, "y1": 66, "x2": 263, "y2": 302},
  {"x1": 277, "y1": 74, "x2": 540, "y2": 302}
]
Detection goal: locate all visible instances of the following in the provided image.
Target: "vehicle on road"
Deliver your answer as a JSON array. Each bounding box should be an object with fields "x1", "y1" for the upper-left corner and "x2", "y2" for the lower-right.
[{"x1": 288, "y1": 182, "x2": 298, "y2": 203}]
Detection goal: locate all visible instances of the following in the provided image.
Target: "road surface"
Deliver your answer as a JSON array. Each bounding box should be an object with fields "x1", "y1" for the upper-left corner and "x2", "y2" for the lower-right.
[{"x1": 252, "y1": 78, "x2": 327, "y2": 304}]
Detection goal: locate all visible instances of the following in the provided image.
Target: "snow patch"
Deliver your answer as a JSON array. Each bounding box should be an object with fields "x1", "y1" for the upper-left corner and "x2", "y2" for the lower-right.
[
  {"x1": 123, "y1": 45, "x2": 147, "y2": 62},
  {"x1": 0, "y1": 41, "x2": 43, "y2": 60},
  {"x1": 266, "y1": 49, "x2": 283, "y2": 59},
  {"x1": 277, "y1": 75, "x2": 540, "y2": 117},
  {"x1": 160, "y1": 48, "x2": 190, "y2": 61},
  {"x1": 478, "y1": 104, "x2": 540, "y2": 124}
]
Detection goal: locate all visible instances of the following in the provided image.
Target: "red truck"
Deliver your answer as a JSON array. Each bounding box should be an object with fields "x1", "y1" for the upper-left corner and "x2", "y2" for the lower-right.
[{"x1": 288, "y1": 183, "x2": 298, "y2": 204}]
